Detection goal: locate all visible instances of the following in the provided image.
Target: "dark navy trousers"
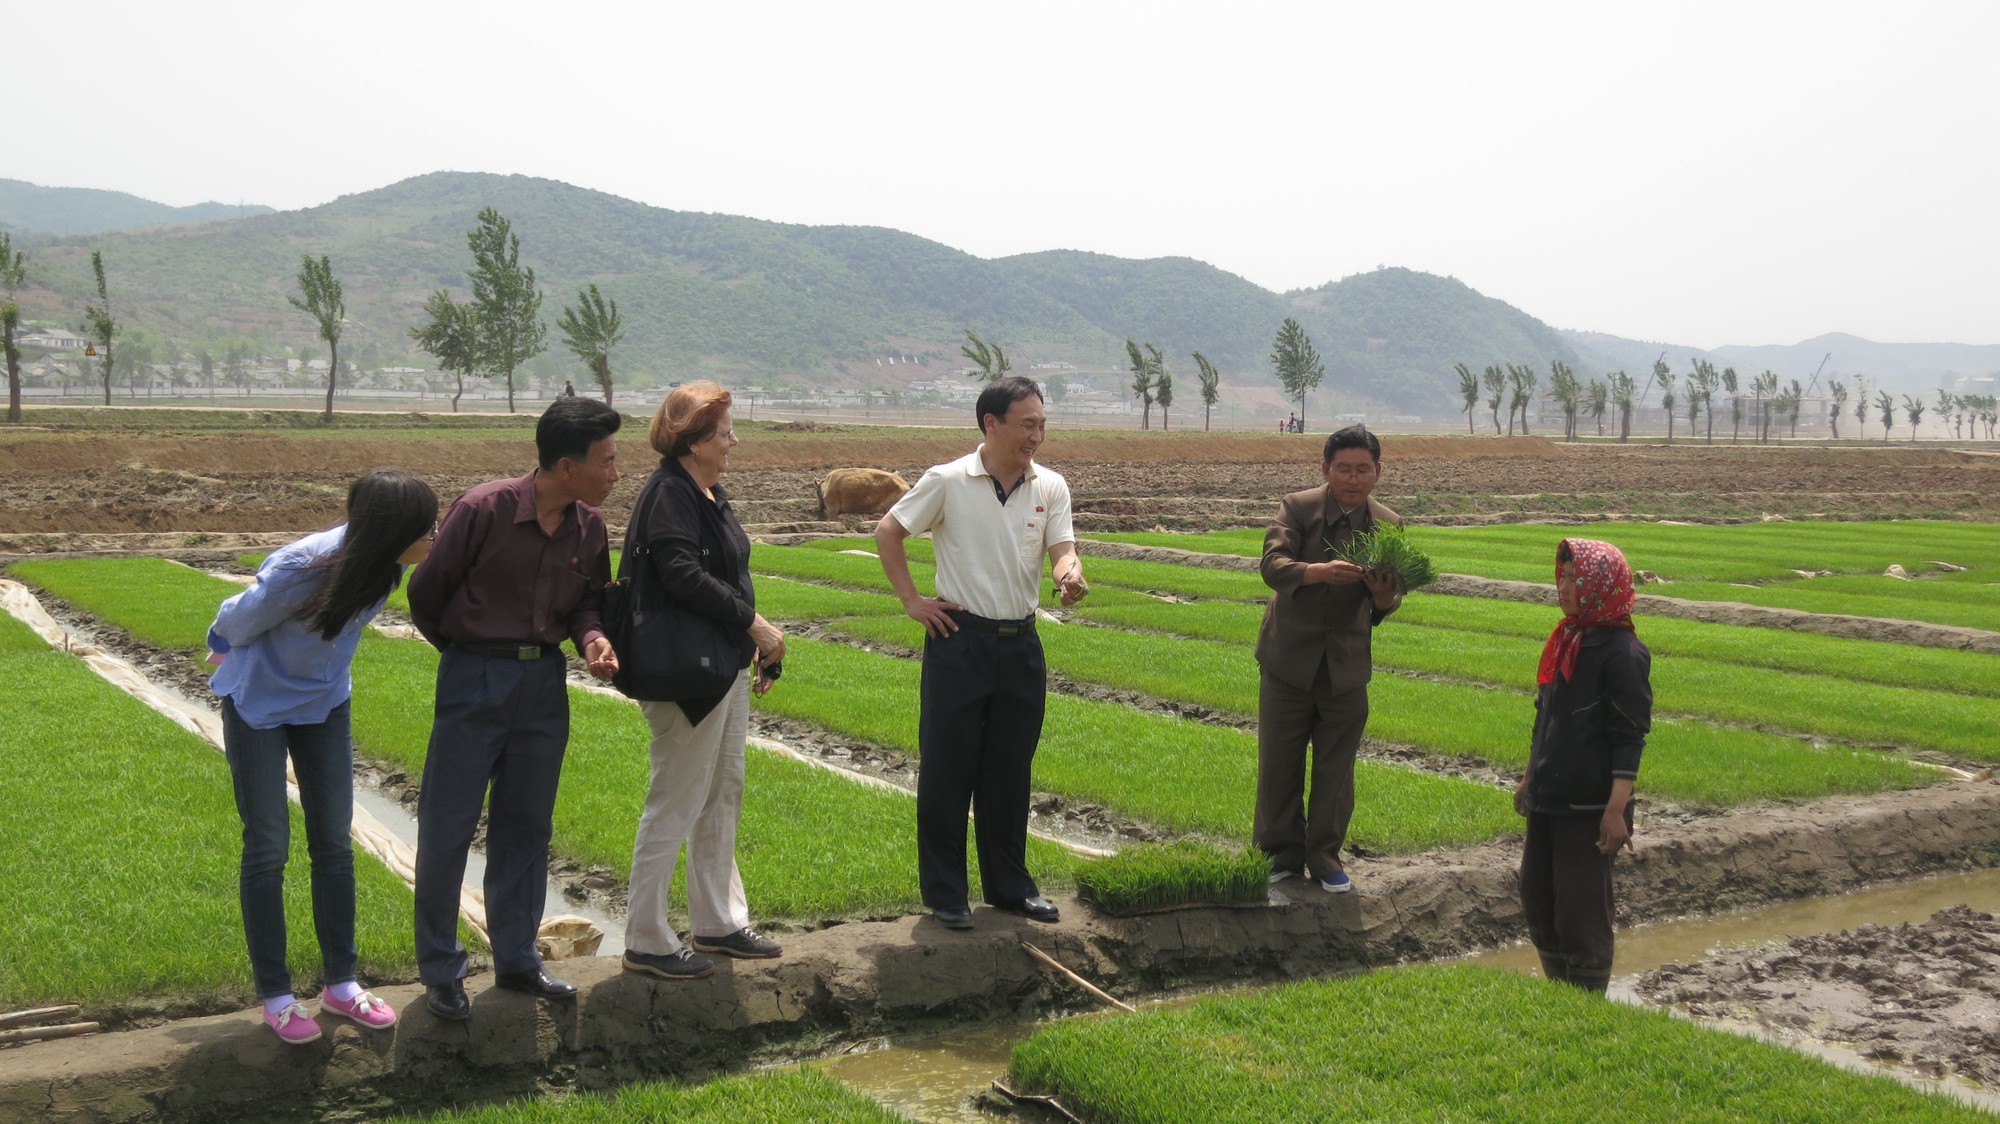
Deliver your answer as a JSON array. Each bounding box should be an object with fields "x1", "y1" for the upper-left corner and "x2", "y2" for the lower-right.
[
  {"x1": 413, "y1": 648, "x2": 568, "y2": 983},
  {"x1": 916, "y1": 620, "x2": 1046, "y2": 910}
]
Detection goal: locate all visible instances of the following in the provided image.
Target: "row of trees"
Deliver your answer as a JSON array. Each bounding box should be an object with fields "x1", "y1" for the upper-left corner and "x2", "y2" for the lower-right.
[
  {"x1": 1451, "y1": 356, "x2": 1995, "y2": 445},
  {"x1": 957, "y1": 330, "x2": 1229, "y2": 431}
]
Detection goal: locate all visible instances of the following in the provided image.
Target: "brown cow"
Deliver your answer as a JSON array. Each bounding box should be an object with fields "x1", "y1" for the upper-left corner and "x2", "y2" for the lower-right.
[{"x1": 816, "y1": 468, "x2": 911, "y2": 519}]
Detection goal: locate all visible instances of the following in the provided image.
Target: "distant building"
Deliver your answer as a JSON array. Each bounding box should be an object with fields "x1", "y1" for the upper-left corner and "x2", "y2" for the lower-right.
[{"x1": 16, "y1": 328, "x2": 89, "y2": 351}]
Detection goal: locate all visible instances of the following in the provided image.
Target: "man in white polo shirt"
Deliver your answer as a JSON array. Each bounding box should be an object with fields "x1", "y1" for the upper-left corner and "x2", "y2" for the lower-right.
[{"x1": 876, "y1": 376, "x2": 1088, "y2": 931}]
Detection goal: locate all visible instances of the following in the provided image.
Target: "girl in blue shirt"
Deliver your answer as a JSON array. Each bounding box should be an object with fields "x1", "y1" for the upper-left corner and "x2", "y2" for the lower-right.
[{"x1": 207, "y1": 468, "x2": 436, "y2": 1044}]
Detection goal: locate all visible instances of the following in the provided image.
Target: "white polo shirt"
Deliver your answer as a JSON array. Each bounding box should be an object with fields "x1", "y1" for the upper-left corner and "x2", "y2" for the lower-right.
[{"x1": 886, "y1": 446, "x2": 1075, "y2": 621}]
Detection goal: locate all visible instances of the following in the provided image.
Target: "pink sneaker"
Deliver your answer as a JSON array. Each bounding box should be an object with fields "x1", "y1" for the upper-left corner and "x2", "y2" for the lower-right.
[
  {"x1": 320, "y1": 989, "x2": 398, "y2": 1030},
  {"x1": 263, "y1": 1001, "x2": 324, "y2": 1045}
]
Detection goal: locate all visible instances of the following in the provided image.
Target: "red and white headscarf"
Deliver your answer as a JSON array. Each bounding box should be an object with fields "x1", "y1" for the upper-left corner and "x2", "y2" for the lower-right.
[{"x1": 1536, "y1": 538, "x2": 1637, "y2": 686}]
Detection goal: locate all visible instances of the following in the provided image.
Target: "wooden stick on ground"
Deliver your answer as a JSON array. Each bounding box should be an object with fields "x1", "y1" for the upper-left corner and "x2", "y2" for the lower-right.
[
  {"x1": 0, "y1": 1005, "x2": 80, "y2": 1030},
  {"x1": 1020, "y1": 940, "x2": 1136, "y2": 1013},
  {"x1": 0, "y1": 1022, "x2": 102, "y2": 1046}
]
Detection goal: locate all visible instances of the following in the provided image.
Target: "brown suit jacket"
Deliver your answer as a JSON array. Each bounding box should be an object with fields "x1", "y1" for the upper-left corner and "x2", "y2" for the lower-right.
[{"x1": 1253, "y1": 489, "x2": 1403, "y2": 694}]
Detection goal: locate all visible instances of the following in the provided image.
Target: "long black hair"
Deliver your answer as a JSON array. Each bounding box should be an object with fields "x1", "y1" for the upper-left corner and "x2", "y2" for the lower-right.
[{"x1": 294, "y1": 468, "x2": 438, "y2": 640}]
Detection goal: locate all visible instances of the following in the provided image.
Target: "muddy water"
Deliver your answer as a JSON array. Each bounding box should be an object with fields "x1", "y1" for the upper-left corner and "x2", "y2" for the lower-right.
[
  {"x1": 816, "y1": 869, "x2": 2000, "y2": 1122},
  {"x1": 1462, "y1": 865, "x2": 2000, "y2": 981}
]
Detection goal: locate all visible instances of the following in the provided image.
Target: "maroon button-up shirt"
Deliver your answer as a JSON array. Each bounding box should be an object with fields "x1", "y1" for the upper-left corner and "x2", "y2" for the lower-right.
[{"x1": 407, "y1": 471, "x2": 609, "y2": 654}]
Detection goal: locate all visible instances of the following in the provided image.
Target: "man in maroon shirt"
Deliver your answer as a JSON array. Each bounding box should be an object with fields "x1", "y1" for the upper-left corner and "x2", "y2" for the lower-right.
[{"x1": 407, "y1": 397, "x2": 622, "y2": 1021}]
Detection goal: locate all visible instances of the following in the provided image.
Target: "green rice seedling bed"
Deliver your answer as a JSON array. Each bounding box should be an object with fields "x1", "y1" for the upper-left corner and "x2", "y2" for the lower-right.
[
  {"x1": 751, "y1": 544, "x2": 927, "y2": 593},
  {"x1": 387, "y1": 1069, "x2": 907, "y2": 1123},
  {"x1": 1655, "y1": 576, "x2": 2000, "y2": 633},
  {"x1": 759, "y1": 634, "x2": 1517, "y2": 854},
  {"x1": 1089, "y1": 589, "x2": 1997, "y2": 700},
  {"x1": 0, "y1": 612, "x2": 419, "y2": 1010},
  {"x1": 10, "y1": 557, "x2": 237, "y2": 653},
  {"x1": 823, "y1": 615, "x2": 1933, "y2": 809},
  {"x1": 1076, "y1": 842, "x2": 1270, "y2": 915},
  {"x1": 1007, "y1": 965, "x2": 1988, "y2": 1124},
  {"x1": 21, "y1": 558, "x2": 1074, "y2": 920}
]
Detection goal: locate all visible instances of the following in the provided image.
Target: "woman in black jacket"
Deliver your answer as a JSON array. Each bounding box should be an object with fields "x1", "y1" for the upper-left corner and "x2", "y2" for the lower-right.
[
  {"x1": 1514, "y1": 537, "x2": 1652, "y2": 993},
  {"x1": 620, "y1": 381, "x2": 788, "y2": 983}
]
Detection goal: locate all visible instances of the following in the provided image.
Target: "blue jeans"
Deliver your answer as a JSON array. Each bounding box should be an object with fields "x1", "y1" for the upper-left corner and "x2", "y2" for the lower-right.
[{"x1": 222, "y1": 696, "x2": 358, "y2": 1000}]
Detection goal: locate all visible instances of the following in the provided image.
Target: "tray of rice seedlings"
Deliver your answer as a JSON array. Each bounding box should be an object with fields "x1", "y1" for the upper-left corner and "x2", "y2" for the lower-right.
[{"x1": 1329, "y1": 524, "x2": 1437, "y2": 590}]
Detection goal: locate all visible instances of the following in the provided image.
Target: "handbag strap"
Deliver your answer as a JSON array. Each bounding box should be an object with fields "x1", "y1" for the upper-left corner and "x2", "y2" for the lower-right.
[{"x1": 616, "y1": 468, "x2": 672, "y2": 590}]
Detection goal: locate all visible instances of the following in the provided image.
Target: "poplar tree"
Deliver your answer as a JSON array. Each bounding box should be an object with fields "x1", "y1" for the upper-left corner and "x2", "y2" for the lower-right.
[
  {"x1": 1193, "y1": 351, "x2": 1221, "y2": 432},
  {"x1": 1124, "y1": 338, "x2": 1155, "y2": 429},
  {"x1": 410, "y1": 290, "x2": 479, "y2": 413},
  {"x1": 1, "y1": 234, "x2": 24, "y2": 422},
  {"x1": 1152, "y1": 347, "x2": 1173, "y2": 431},
  {"x1": 1482, "y1": 364, "x2": 1505, "y2": 434},
  {"x1": 1828, "y1": 379, "x2": 1847, "y2": 439},
  {"x1": 287, "y1": 254, "x2": 345, "y2": 421},
  {"x1": 1455, "y1": 362, "x2": 1479, "y2": 435},
  {"x1": 960, "y1": 331, "x2": 1010, "y2": 383},
  {"x1": 1269, "y1": 318, "x2": 1323, "y2": 431},
  {"x1": 82, "y1": 251, "x2": 116, "y2": 406},
  {"x1": 466, "y1": 207, "x2": 545, "y2": 413},
  {"x1": 557, "y1": 282, "x2": 625, "y2": 404}
]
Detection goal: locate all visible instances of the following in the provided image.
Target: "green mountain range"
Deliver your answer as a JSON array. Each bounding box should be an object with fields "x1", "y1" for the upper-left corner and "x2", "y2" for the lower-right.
[
  {"x1": 0, "y1": 172, "x2": 1729, "y2": 413},
  {"x1": 0, "y1": 179, "x2": 274, "y2": 236}
]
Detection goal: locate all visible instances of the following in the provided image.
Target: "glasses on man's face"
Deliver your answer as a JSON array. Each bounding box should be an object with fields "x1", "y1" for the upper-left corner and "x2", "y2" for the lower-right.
[
  {"x1": 426, "y1": 520, "x2": 439, "y2": 541},
  {"x1": 1329, "y1": 465, "x2": 1377, "y2": 481}
]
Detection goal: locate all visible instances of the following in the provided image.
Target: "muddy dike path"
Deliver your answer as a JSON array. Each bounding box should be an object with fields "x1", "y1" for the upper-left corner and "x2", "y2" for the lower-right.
[{"x1": 6, "y1": 779, "x2": 2000, "y2": 1122}]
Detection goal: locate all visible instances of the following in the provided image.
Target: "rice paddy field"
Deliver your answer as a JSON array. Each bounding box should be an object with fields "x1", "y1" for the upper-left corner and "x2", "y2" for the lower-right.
[{"x1": 3, "y1": 417, "x2": 1997, "y2": 1122}]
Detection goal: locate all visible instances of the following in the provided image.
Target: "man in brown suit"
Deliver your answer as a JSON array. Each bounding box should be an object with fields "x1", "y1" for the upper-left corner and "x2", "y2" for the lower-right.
[{"x1": 1254, "y1": 425, "x2": 1402, "y2": 893}]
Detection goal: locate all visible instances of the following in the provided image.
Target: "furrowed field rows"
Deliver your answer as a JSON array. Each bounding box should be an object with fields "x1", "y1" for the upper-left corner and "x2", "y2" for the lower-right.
[
  {"x1": 1075, "y1": 593, "x2": 2000, "y2": 758},
  {"x1": 758, "y1": 634, "x2": 1517, "y2": 854},
  {"x1": 817, "y1": 613, "x2": 1933, "y2": 807},
  {"x1": 1086, "y1": 524, "x2": 2000, "y2": 631},
  {"x1": 5, "y1": 559, "x2": 1080, "y2": 920},
  {"x1": 1090, "y1": 520, "x2": 1998, "y2": 583},
  {"x1": 0, "y1": 609, "x2": 420, "y2": 1010},
  {"x1": 741, "y1": 549, "x2": 1946, "y2": 795}
]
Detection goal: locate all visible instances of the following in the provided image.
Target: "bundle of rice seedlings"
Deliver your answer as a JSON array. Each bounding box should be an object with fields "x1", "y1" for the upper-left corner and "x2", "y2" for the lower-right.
[
  {"x1": 1076, "y1": 841, "x2": 1270, "y2": 915},
  {"x1": 1330, "y1": 524, "x2": 1438, "y2": 590}
]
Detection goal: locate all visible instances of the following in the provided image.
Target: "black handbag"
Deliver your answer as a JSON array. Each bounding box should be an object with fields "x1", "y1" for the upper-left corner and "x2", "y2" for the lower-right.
[{"x1": 603, "y1": 472, "x2": 743, "y2": 702}]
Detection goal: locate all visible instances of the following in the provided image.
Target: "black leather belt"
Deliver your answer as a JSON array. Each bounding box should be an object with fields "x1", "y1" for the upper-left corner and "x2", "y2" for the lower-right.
[
  {"x1": 454, "y1": 642, "x2": 559, "y2": 660},
  {"x1": 948, "y1": 610, "x2": 1036, "y2": 637}
]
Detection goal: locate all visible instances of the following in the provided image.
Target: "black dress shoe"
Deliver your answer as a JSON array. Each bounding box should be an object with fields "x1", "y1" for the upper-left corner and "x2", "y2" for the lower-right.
[
  {"x1": 932, "y1": 907, "x2": 975, "y2": 930},
  {"x1": 425, "y1": 980, "x2": 471, "y2": 1021},
  {"x1": 997, "y1": 896, "x2": 1060, "y2": 923},
  {"x1": 494, "y1": 968, "x2": 578, "y2": 1000}
]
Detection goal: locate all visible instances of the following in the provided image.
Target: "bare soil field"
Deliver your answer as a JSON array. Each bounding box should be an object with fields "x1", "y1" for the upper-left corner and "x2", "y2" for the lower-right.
[{"x1": 1, "y1": 428, "x2": 1994, "y2": 544}]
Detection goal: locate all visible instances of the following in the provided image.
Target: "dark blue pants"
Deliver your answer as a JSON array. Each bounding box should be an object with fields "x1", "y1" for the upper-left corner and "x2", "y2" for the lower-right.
[
  {"x1": 414, "y1": 648, "x2": 568, "y2": 983},
  {"x1": 222, "y1": 696, "x2": 358, "y2": 1000},
  {"x1": 916, "y1": 622, "x2": 1046, "y2": 910},
  {"x1": 1520, "y1": 809, "x2": 1629, "y2": 993}
]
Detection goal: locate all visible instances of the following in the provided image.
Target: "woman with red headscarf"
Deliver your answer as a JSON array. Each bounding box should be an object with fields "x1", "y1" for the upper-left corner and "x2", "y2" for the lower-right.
[{"x1": 1514, "y1": 538, "x2": 1652, "y2": 993}]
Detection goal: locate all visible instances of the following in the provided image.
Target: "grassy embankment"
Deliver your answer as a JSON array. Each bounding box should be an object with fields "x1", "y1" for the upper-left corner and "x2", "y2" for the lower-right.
[
  {"x1": 8, "y1": 558, "x2": 1080, "y2": 921},
  {"x1": 748, "y1": 546, "x2": 1940, "y2": 806},
  {"x1": 387, "y1": 1070, "x2": 907, "y2": 1124},
  {"x1": 0, "y1": 610, "x2": 419, "y2": 1011},
  {"x1": 1091, "y1": 522, "x2": 2000, "y2": 631},
  {"x1": 1009, "y1": 965, "x2": 1991, "y2": 1123}
]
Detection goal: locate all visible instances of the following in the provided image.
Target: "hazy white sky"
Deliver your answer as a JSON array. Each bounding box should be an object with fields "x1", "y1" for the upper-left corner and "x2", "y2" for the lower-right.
[{"x1": 18, "y1": 1, "x2": 1998, "y2": 348}]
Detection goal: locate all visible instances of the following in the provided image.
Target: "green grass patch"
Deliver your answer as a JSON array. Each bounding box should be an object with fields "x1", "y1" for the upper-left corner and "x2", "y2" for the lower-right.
[
  {"x1": 1076, "y1": 842, "x2": 1270, "y2": 915},
  {"x1": 1655, "y1": 575, "x2": 2000, "y2": 633},
  {"x1": 0, "y1": 612, "x2": 419, "y2": 1010},
  {"x1": 1008, "y1": 965, "x2": 1989, "y2": 1123},
  {"x1": 9, "y1": 556, "x2": 235, "y2": 652},
  {"x1": 387, "y1": 1069, "x2": 909, "y2": 1123}
]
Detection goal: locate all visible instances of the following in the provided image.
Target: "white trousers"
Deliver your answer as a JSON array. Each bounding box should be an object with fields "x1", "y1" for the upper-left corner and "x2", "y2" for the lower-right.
[{"x1": 626, "y1": 668, "x2": 752, "y2": 955}]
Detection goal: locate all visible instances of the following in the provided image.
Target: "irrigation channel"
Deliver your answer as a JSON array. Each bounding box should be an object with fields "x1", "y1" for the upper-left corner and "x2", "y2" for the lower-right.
[{"x1": 813, "y1": 867, "x2": 2000, "y2": 1122}]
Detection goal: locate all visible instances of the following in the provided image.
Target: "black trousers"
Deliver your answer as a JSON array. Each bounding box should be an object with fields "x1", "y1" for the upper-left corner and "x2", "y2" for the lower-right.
[
  {"x1": 1520, "y1": 809, "x2": 1628, "y2": 993},
  {"x1": 916, "y1": 620, "x2": 1046, "y2": 910},
  {"x1": 413, "y1": 647, "x2": 569, "y2": 983}
]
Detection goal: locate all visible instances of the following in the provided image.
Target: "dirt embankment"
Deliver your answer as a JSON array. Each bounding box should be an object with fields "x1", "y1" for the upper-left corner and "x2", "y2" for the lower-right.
[
  {"x1": 7, "y1": 778, "x2": 2000, "y2": 1123},
  {"x1": 2, "y1": 431, "x2": 1994, "y2": 542}
]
